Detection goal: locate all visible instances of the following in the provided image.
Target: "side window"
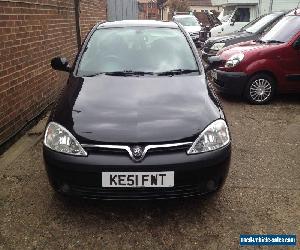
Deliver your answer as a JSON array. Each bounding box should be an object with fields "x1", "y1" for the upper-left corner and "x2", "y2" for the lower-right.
[
  {"x1": 294, "y1": 36, "x2": 300, "y2": 50},
  {"x1": 235, "y1": 8, "x2": 250, "y2": 22}
]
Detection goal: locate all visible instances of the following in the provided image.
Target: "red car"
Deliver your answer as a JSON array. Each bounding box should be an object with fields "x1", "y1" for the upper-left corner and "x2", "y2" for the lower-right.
[{"x1": 210, "y1": 10, "x2": 300, "y2": 104}]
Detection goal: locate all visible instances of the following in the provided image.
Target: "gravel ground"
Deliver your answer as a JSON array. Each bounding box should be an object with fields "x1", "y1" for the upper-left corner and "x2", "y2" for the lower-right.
[{"x1": 0, "y1": 89, "x2": 299, "y2": 249}]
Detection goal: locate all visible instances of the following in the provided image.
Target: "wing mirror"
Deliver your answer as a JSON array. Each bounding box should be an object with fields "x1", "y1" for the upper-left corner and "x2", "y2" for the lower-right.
[
  {"x1": 293, "y1": 39, "x2": 300, "y2": 50},
  {"x1": 205, "y1": 56, "x2": 223, "y2": 71},
  {"x1": 51, "y1": 57, "x2": 71, "y2": 72}
]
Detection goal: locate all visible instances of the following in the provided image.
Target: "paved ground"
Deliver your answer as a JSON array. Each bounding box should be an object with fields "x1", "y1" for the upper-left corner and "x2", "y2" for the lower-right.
[{"x1": 0, "y1": 89, "x2": 299, "y2": 249}]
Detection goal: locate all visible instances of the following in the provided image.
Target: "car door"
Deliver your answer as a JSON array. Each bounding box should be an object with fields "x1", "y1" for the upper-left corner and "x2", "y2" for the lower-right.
[{"x1": 281, "y1": 35, "x2": 300, "y2": 92}]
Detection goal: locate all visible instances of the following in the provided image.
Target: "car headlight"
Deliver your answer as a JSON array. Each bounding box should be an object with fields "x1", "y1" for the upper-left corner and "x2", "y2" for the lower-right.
[
  {"x1": 44, "y1": 122, "x2": 87, "y2": 156},
  {"x1": 225, "y1": 53, "x2": 244, "y2": 68},
  {"x1": 210, "y1": 42, "x2": 226, "y2": 51},
  {"x1": 187, "y1": 119, "x2": 230, "y2": 154}
]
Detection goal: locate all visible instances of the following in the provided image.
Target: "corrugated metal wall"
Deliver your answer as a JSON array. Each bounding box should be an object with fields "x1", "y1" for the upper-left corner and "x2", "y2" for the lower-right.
[{"x1": 107, "y1": 0, "x2": 138, "y2": 21}]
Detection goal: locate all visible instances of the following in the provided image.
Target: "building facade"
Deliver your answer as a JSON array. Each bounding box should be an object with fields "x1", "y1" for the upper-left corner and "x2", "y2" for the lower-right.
[
  {"x1": 189, "y1": 0, "x2": 221, "y2": 12},
  {"x1": 138, "y1": 0, "x2": 160, "y2": 20},
  {"x1": 211, "y1": 0, "x2": 299, "y2": 15}
]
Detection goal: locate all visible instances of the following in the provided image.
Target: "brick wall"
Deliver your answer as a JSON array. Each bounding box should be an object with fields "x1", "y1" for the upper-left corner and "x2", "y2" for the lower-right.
[
  {"x1": 80, "y1": 0, "x2": 106, "y2": 39},
  {"x1": 0, "y1": 0, "x2": 106, "y2": 146},
  {"x1": 138, "y1": 2, "x2": 159, "y2": 20}
]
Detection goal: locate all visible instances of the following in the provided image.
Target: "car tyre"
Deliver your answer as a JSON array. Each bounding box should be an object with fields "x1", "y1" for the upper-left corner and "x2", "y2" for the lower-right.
[{"x1": 244, "y1": 73, "x2": 275, "y2": 104}]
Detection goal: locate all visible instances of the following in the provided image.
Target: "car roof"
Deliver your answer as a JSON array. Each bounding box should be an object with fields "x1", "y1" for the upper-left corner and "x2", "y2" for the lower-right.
[
  {"x1": 98, "y1": 20, "x2": 178, "y2": 29},
  {"x1": 255, "y1": 11, "x2": 286, "y2": 18}
]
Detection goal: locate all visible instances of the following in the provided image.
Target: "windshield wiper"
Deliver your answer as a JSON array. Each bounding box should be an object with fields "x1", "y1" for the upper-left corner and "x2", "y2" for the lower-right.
[
  {"x1": 82, "y1": 72, "x2": 105, "y2": 77},
  {"x1": 83, "y1": 70, "x2": 155, "y2": 77},
  {"x1": 265, "y1": 40, "x2": 284, "y2": 44},
  {"x1": 157, "y1": 69, "x2": 199, "y2": 76},
  {"x1": 105, "y1": 70, "x2": 155, "y2": 76},
  {"x1": 254, "y1": 39, "x2": 266, "y2": 44},
  {"x1": 83, "y1": 69, "x2": 199, "y2": 77}
]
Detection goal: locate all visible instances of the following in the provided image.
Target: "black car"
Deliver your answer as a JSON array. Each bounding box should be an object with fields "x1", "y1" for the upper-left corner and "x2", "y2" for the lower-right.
[
  {"x1": 43, "y1": 20, "x2": 231, "y2": 200},
  {"x1": 202, "y1": 11, "x2": 286, "y2": 61}
]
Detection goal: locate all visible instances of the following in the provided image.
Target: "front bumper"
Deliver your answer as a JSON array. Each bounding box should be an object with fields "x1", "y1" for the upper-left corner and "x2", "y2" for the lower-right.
[
  {"x1": 43, "y1": 144, "x2": 231, "y2": 200},
  {"x1": 212, "y1": 70, "x2": 248, "y2": 97}
]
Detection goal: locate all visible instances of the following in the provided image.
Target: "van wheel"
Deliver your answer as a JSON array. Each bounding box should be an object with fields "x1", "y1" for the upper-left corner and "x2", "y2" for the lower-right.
[{"x1": 244, "y1": 73, "x2": 275, "y2": 104}]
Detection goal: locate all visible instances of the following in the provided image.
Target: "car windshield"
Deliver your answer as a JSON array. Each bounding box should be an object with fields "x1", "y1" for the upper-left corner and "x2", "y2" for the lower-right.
[
  {"x1": 174, "y1": 17, "x2": 199, "y2": 26},
  {"x1": 260, "y1": 16, "x2": 300, "y2": 43},
  {"x1": 77, "y1": 27, "x2": 199, "y2": 76},
  {"x1": 242, "y1": 13, "x2": 280, "y2": 33}
]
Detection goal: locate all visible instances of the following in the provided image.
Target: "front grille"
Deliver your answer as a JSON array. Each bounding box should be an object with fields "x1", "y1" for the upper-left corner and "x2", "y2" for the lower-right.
[
  {"x1": 148, "y1": 144, "x2": 190, "y2": 154},
  {"x1": 67, "y1": 183, "x2": 210, "y2": 200},
  {"x1": 85, "y1": 147, "x2": 125, "y2": 155},
  {"x1": 49, "y1": 168, "x2": 222, "y2": 200},
  {"x1": 83, "y1": 142, "x2": 192, "y2": 158}
]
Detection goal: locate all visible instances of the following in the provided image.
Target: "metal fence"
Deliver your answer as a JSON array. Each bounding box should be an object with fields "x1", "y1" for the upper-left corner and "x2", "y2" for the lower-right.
[{"x1": 107, "y1": 0, "x2": 139, "y2": 21}]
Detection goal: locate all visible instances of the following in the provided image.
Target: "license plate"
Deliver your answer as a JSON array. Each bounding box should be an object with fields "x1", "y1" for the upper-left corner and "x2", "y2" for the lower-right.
[
  {"x1": 102, "y1": 172, "x2": 174, "y2": 188},
  {"x1": 212, "y1": 70, "x2": 217, "y2": 80}
]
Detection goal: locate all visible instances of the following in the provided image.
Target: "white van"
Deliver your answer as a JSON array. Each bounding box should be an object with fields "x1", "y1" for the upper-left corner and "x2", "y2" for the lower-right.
[
  {"x1": 210, "y1": 0, "x2": 299, "y2": 37},
  {"x1": 210, "y1": 6, "x2": 257, "y2": 36}
]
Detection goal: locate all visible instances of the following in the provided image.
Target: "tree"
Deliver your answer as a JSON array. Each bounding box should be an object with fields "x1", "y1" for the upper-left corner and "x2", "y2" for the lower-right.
[{"x1": 166, "y1": 0, "x2": 190, "y2": 14}]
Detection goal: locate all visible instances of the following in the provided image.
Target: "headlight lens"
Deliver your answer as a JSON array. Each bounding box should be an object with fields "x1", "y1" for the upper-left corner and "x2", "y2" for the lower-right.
[
  {"x1": 225, "y1": 53, "x2": 244, "y2": 68},
  {"x1": 187, "y1": 119, "x2": 230, "y2": 154},
  {"x1": 210, "y1": 42, "x2": 226, "y2": 51},
  {"x1": 44, "y1": 122, "x2": 87, "y2": 156}
]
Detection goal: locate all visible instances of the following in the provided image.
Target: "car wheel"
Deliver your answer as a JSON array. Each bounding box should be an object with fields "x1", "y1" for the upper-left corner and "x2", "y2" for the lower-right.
[{"x1": 245, "y1": 74, "x2": 275, "y2": 104}]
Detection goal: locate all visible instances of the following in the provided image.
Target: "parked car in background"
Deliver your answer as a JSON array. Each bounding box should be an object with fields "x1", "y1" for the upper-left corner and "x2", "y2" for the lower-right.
[
  {"x1": 199, "y1": 11, "x2": 222, "y2": 43},
  {"x1": 210, "y1": 6, "x2": 255, "y2": 37},
  {"x1": 173, "y1": 13, "x2": 202, "y2": 46},
  {"x1": 202, "y1": 11, "x2": 286, "y2": 61},
  {"x1": 210, "y1": 0, "x2": 299, "y2": 37},
  {"x1": 210, "y1": 10, "x2": 300, "y2": 104},
  {"x1": 44, "y1": 20, "x2": 231, "y2": 200}
]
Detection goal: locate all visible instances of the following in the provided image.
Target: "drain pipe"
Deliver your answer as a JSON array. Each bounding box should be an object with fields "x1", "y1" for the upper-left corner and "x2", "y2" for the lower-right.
[
  {"x1": 270, "y1": 0, "x2": 274, "y2": 12},
  {"x1": 74, "y1": 0, "x2": 81, "y2": 50}
]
